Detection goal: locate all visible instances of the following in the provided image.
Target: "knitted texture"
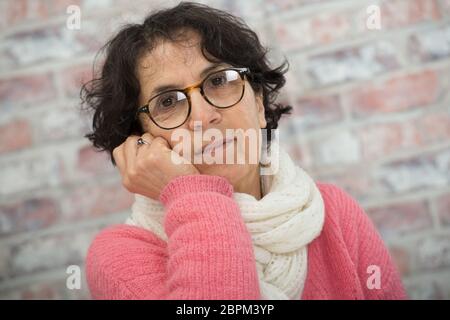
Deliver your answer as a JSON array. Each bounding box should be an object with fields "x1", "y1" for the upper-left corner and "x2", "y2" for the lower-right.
[
  {"x1": 125, "y1": 143, "x2": 325, "y2": 300},
  {"x1": 86, "y1": 177, "x2": 407, "y2": 299}
]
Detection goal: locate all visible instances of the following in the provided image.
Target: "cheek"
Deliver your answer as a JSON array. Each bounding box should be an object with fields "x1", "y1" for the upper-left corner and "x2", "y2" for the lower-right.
[
  {"x1": 141, "y1": 119, "x2": 173, "y2": 142},
  {"x1": 232, "y1": 98, "x2": 261, "y2": 129}
]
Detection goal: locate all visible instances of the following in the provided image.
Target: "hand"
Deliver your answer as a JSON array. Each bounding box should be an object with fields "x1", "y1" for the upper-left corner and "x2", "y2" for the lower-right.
[{"x1": 113, "y1": 132, "x2": 200, "y2": 200}]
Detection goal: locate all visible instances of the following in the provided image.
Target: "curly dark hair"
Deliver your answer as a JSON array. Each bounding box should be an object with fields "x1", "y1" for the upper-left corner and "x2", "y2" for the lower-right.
[{"x1": 81, "y1": 1, "x2": 292, "y2": 165}]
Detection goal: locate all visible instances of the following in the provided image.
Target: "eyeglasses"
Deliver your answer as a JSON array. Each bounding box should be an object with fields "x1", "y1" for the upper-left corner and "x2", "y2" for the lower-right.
[{"x1": 136, "y1": 67, "x2": 249, "y2": 130}]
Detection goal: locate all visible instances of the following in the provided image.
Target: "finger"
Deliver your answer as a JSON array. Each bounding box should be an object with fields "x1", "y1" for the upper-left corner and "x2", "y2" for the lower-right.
[
  {"x1": 150, "y1": 136, "x2": 190, "y2": 166},
  {"x1": 150, "y1": 136, "x2": 171, "y2": 151},
  {"x1": 112, "y1": 144, "x2": 126, "y2": 176},
  {"x1": 141, "y1": 132, "x2": 155, "y2": 143},
  {"x1": 136, "y1": 132, "x2": 155, "y2": 154},
  {"x1": 135, "y1": 132, "x2": 156, "y2": 159},
  {"x1": 124, "y1": 135, "x2": 140, "y2": 168}
]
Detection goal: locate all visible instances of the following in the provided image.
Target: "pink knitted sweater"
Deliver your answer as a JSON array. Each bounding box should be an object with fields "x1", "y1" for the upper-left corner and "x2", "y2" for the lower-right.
[{"x1": 86, "y1": 174, "x2": 407, "y2": 300}]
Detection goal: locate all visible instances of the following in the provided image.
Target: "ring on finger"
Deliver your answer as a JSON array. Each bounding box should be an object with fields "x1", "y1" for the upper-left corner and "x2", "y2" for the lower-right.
[{"x1": 137, "y1": 138, "x2": 150, "y2": 146}]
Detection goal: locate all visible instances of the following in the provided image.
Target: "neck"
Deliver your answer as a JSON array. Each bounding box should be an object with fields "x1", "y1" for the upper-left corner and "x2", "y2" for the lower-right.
[{"x1": 234, "y1": 166, "x2": 262, "y2": 200}]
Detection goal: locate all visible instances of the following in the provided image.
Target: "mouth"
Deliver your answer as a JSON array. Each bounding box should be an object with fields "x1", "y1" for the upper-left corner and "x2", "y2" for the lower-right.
[{"x1": 196, "y1": 137, "x2": 236, "y2": 155}]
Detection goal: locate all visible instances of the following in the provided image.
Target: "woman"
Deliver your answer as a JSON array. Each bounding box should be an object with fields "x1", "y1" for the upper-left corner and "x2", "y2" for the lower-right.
[{"x1": 82, "y1": 2, "x2": 407, "y2": 300}]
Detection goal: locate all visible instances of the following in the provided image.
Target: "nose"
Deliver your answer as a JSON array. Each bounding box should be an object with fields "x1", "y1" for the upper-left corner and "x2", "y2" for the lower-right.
[{"x1": 186, "y1": 88, "x2": 221, "y2": 131}]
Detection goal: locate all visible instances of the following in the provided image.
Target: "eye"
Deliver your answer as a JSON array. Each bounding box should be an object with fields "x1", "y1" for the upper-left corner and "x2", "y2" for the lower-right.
[
  {"x1": 157, "y1": 93, "x2": 178, "y2": 109},
  {"x1": 208, "y1": 73, "x2": 227, "y2": 87}
]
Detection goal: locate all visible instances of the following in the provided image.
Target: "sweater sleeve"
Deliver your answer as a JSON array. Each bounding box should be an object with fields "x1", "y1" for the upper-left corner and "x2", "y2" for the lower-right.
[
  {"x1": 332, "y1": 185, "x2": 408, "y2": 300},
  {"x1": 85, "y1": 174, "x2": 261, "y2": 300}
]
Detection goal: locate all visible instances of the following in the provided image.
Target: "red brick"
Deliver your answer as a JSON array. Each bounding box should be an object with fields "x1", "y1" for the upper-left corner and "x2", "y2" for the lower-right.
[
  {"x1": 276, "y1": 0, "x2": 441, "y2": 52},
  {"x1": 441, "y1": 0, "x2": 450, "y2": 13},
  {"x1": 388, "y1": 245, "x2": 411, "y2": 276},
  {"x1": 285, "y1": 139, "x2": 314, "y2": 169},
  {"x1": 355, "y1": 0, "x2": 441, "y2": 32},
  {"x1": 33, "y1": 0, "x2": 83, "y2": 20},
  {"x1": 311, "y1": 12, "x2": 351, "y2": 44},
  {"x1": 265, "y1": 0, "x2": 324, "y2": 12},
  {"x1": 366, "y1": 200, "x2": 433, "y2": 238},
  {"x1": 34, "y1": 106, "x2": 89, "y2": 142},
  {"x1": 346, "y1": 70, "x2": 440, "y2": 118},
  {"x1": 0, "y1": 0, "x2": 82, "y2": 31},
  {"x1": 415, "y1": 234, "x2": 450, "y2": 271},
  {"x1": 1, "y1": 21, "x2": 108, "y2": 71},
  {"x1": 227, "y1": 2, "x2": 266, "y2": 21},
  {"x1": 375, "y1": 148, "x2": 449, "y2": 193},
  {"x1": 62, "y1": 182, "x2": 134, "y2": 221},
  {"x1": 0, "y1": 244, "x2": 10, "y2": 281},
  {"x1": 405, "y1": 278, "x2": 450, "y2": 299},
  {"x1": 0, "y1": 277, "x2": 91, "y2": 299},
  {"x1": 0, "y1": 197, "x2": 58, "y2": 235},
  {"x1": 0, "y1": 0, "x2": 27, "y2": 31},
  {"x1": 307, "y1": 41, "x2": 400, "y2": 86},
  {"x1": 9, "y1": 228, "x2": 99, "y2": 276},
  {"x1": 291, "y1": 95, "x2": 343, "y2": 130},
  {"x1": 358, "y1": 121, "x2": 421, "y2": 161},
  {"x1": 416, "y1": 110, "x2": 450, "y2": 144},
  {"x1": 436, "y1": 192, "x2": 450, "y2": 226},
  {"x1": 60, "y1": 64, "x2": 94, "y2": 98},
  {"x1": 21, "y1": 284, "x2": 56, "y2": 300},
  {"x1": 0, "y1": 73, "x2": 56, "y2": 109},
  {"x1": 22, "y1": 280, "x2": 90, "y2": 299},
  {"x1": 274, "y1": 10, "x2": 352, "y2": 51},
  {"x1": 77, "y1": 145, "x2": 115, "y2": 177},
  {"x1": 0, "y1": 119, "x2": 32, "y2": 153},
  {"x1": 0, "y1": 152, "x2": 66, "y2": 196},
  {"x1": 380, "y1": 0, "x2": 441, "y2": 29},
  {"x1": 315, "y1": 166, "x2": 372, "y2": 202}
]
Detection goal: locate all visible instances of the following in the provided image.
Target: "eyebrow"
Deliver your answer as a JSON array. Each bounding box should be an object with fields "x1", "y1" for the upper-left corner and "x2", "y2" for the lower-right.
[{"x1": 148, "y1": 62, "x2": 228, "y2": 98}]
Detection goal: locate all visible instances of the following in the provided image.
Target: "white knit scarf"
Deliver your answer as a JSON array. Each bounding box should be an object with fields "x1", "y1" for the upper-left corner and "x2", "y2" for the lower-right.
[{"x1": 125, "y1": 141, "x2": 325, "y2": 300}]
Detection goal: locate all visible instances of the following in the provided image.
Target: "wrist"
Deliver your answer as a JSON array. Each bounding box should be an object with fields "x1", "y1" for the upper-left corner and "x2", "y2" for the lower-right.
[{"x1": 159, "y1": 174, "x2": 233, "y2": 206}]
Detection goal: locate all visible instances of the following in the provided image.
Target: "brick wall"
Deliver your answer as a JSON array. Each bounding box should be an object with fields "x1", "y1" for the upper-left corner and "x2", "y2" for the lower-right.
[{"x1": 0, "y1": 0, "x2": 449, "y2": 299}]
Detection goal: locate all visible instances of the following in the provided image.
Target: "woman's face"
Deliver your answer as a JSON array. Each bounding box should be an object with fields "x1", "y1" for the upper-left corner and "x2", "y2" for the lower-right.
[{"x1": 136, "y1": 31, "x2": 267, "y2": 187}]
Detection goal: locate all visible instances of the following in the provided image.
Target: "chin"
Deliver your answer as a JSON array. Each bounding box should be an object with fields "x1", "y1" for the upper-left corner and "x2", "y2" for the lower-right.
[
  {"x1": 196, "y1": 162, "x2": 258, "y2": 187},
  {"x1": 197, "y1": 162, "x2": 236, "y2": 174}
]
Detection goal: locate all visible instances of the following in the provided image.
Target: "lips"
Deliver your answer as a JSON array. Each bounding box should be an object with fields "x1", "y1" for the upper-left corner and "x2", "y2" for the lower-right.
[{"x1": 196, "y1": 137, "x2": 235, "y2": 155}]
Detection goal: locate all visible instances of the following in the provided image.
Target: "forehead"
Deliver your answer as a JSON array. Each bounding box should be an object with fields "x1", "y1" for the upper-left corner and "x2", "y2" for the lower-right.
[{"x1": 137, "y1": 31, "x2": 212, "y2": 85}]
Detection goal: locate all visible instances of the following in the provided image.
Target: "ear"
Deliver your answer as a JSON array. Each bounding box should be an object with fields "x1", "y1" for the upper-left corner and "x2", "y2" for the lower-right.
[{"x1": 255, "y1": 92, "x2": 267, "y2": 129}]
